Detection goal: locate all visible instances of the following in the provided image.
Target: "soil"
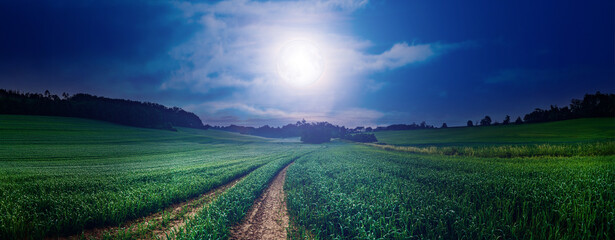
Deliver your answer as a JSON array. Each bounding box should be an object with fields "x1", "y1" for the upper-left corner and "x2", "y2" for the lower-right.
[{"x1": 230, "y1": 164, "x2": 292, "y2": 240}]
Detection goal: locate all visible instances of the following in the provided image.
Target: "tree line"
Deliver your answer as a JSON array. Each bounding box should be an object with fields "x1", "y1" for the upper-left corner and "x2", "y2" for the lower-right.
[
  {"x1": 0, "y1": 89, "x2": 205, "y2": 130},
  {"x1": 3, "y1": 88, "x2": 611, "y2": 142},
  {"x1": 211, "y1": 119, "x2": 378, "y2": 143},
  {"x1": 465, "y1": 92, "x2": 615, "y2": 127},
  {"x1": 216, "y1": 92, "x2": 614, "y2": 143}
]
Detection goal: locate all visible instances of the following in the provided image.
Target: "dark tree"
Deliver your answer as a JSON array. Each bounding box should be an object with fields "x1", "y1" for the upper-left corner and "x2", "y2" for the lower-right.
[
  {"x1": 300, "y1": 123, "x2": 333, "y2": 144},
  {"x1": 467, "y1": 120, "x2": 474, "y2": 127},
  {"x1": 515, "y1": 116, "x2": 523, "y2": 124},
  {"x1": 373, "y1": 122, "x2": 434, "y2": 131},
  {"x1": 480, "y1": 116, "x2": 492, "y2": 126},
  {"x1": 523, "y1": 92, "x2": 614, "y2": 123},
  {"x1": 503, "y1": 115, "x2": 511, "y2": 125},
  {"x1": 441, "y1": 123, "x2": 448, "y2": 128},
  {"x1": 0, "y1": 89, "x2": 206, "y2": 130},
  {"x1": 342, "y1": 133, "x2": 378, "y2": 143}
]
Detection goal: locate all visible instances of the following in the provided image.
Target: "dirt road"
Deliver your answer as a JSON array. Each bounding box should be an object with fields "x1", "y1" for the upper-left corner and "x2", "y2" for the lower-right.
[{"x1": 230, "y1": 164, "x2": 292, "y2": 240}]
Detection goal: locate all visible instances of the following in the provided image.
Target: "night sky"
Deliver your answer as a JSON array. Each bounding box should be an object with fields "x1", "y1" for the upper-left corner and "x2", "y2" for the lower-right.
[{"x1": 1, "y1": 0, "x2": 613, "y2": 127}]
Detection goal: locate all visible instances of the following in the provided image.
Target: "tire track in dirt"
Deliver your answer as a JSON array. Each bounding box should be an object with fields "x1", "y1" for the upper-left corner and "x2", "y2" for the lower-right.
[
  {"x1": 52, "y1": 174, "x2": 247, "y2": 240},
  {"x1": 230, "y1": 163, "x2": 292, "y2": 240}
]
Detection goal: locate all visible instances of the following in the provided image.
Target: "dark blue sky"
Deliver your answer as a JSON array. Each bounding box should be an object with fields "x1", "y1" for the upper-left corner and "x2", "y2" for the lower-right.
[{"x1": 1, "y1": 0, "x2": 613, "y2": 127}]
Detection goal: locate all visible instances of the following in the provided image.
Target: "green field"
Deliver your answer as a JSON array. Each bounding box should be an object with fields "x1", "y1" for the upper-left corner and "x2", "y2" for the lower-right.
[
  {"x1": 0, "y1": 115, "x2": 316, "y2": 238},
  {"x1": 1, "y1": 115, "x2": 613, "y2": 239},
  {"x1": 286, "y1": 144, "x2": 614, "y2": 239}
]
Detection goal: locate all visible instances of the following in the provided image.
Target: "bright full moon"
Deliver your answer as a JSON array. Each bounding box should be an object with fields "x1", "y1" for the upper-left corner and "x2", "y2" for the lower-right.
[{"x1": 277, "y1": 40, "x2": 324, "y2": 87}]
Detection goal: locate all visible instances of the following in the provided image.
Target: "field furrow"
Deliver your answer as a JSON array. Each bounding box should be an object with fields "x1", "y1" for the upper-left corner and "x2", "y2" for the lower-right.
[
  {"x1": 57, "y1": 170, "x2": 249, "y2": 240},
  {"x1": 230, "y1": 163, "x2": 292, "y2": 240}
]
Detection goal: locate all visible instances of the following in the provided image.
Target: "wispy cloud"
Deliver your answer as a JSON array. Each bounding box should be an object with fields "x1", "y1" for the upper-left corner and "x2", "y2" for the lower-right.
[
  {"x1": 184, "y1": 101, "x2": 384, "y2": 127},
  {"x1": 165, "y1": 0, "x2": 460, "y2": 126},
  {"x1": 359, "y1": 43, "x2": 434, "y2": 71},
  {"x1": 163, "y1": 0, "x2": 456, "y2": 92}
]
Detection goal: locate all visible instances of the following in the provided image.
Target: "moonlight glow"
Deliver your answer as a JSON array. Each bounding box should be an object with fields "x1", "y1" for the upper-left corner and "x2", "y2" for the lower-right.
[{"x1": 276, "y1": 40, "x2": 324, "y2": 87}]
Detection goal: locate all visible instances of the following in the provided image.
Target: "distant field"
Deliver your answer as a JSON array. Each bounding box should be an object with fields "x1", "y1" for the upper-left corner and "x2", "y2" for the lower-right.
[
  {"x1": 0, "y1": 115, "x2": 314, "y2": 239},
  {"x1": 374, "y1": 118, "x2": 615, "y2": 146}
]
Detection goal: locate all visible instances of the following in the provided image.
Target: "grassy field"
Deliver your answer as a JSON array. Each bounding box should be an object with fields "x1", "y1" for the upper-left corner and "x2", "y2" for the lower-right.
[
  {"x1": 374, "y1": 118, "x2": 615, "y2": 146},
  {"x1": 286, "y1": 143, "x2": 615, "y2": 239},
  {"x1": 285, "y1": 118, "x2": 615, "y2": 239},
  {"x1": 1, "y1": 115, "x2": 613, "y2": 239},
  {"x1": 0, "y1": 115, "x2": 314, "y2": 239}
]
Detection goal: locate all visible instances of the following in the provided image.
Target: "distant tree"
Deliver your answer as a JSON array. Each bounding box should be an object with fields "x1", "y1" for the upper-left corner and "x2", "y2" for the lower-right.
[
  {"x1": 300, "y1": 125, "x2": 331, "y2": 144},
  {"x1": 523, "y1": 92, "x2": 614, "y2": 123},
  {"x1": 515, "y1": 116, "x2": 523, "y2": 124},
  {"x1": 373, "y1": 122, "x2": 434, "y2": 131},
  {"x1": 503, "y1": 115, "x2": 511, "y2": 125},
  {"x1": 441, "y1": 123, "x2": 448, "y2": 128},
  {"x1": 480, "y1": 116, "x2": 492, "y2": 126},
  {"x1": 342, "y1": 133, "x2": 378, "y2": 143},
  {"x1": 467, "y1": 120, "x2": 474, "y2": 127},
  {"x1": 365, "y1": 127, "x2": 373, "y2": 132}
]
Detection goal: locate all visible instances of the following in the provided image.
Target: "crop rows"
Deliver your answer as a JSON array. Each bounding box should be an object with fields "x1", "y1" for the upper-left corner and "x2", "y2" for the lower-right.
[
  {"x1": 285, "y1": 143, "x2": 615, "y2": 239},
  {"x1": 0, "y1": 145, "x2": 288, "y2": 239},
  {"x1": 0, "y1": 115, "x2": 306, "y2": 239},
  {"x1": 172, "y1": 149, "x2": 314, "y2": 239}
]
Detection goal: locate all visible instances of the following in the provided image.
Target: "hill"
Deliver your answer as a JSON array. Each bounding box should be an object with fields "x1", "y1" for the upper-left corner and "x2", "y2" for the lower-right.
[
  {"x1": 0, "y1": 89, "x2": 206, "y2": 130},
  {"x1": 0, "y1": 114, "x2": 265, "y2": 160}
]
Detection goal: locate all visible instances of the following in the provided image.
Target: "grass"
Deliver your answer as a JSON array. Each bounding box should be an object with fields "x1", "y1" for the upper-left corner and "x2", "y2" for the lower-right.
[
  {"x1": 373, "y1": 118, "x2": 615, "y2": 146},
  {"x1": 368, "y1": 141, "x2": 615, "y2": 158},
  {"x1": 0, "y1": 115, "x2": 310, "y2": 239},
  {"x1": 285, "y1": 143, "x2": 615, "y2": 239}
]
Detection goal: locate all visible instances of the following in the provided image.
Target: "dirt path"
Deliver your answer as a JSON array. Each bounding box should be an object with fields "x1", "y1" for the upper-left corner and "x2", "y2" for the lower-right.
[
  {"x1": 230, "y1": 164, "x2": 292, "y2": 240},
  {"x1": 53, "y1": 175, "x2": 246, "y2": 240}
]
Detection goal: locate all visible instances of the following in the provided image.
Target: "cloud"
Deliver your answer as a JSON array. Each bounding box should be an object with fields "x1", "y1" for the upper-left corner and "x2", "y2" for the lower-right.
[
  {"x1": 359, "y1": 43, "x2": 434, "y2": 71},
  {"x1": 163, "y1": 0, "x2": 451, "y2": 92},
  {"x1": 185, "y1": 101, "x2": 384, "y2": 127},
  {"x1": 165, "y1": 0, "x2": 459, "y2": 126}
]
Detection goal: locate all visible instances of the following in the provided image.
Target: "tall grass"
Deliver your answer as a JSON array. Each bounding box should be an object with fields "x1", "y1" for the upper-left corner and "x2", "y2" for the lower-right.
[{"x1": 368, "y1": 141, "x2": 615, "y2": 158}]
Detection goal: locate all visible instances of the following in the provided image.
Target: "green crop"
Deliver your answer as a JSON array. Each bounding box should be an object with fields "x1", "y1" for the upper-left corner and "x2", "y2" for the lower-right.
[
  {"x1": 172, "y1": 149, "x2": 317, "y2": 239},
  {"x1": 369, "y1": 141, "x2": 615, "y2": 158},
  {"x1": 0, "y1": 115, "x2": 304, "y2": 239},
  {"x1": 2, "y1": 115, "x2": 614, "y2": 240},
  {"x1": 286, "y1": 143, "x2": 615, "y2": 239}
]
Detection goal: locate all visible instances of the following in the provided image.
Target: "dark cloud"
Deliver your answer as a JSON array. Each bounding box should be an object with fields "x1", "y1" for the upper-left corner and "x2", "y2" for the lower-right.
[{"x1": 0, "y1": 0, "x2": 198, "y2": 94}]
